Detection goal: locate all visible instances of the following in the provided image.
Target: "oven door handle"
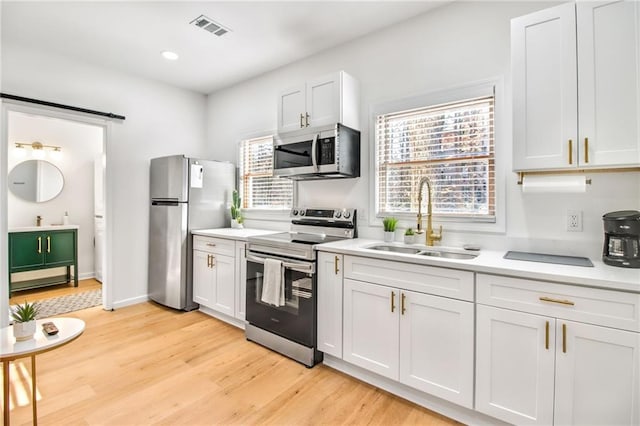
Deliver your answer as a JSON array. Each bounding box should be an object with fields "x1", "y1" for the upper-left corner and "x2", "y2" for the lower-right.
[{"x1": 246, "y1": 254, "x2": 315, "y2": 274}]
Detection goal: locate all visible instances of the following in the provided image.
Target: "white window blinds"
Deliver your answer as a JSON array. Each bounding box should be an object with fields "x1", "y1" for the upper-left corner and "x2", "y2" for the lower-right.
[
  {"x1": 239, "y1": 135, "x2": 293, "y2": 209},
  {"x1": 375, "y1": 93, "x2": 495, "y2": 220}
]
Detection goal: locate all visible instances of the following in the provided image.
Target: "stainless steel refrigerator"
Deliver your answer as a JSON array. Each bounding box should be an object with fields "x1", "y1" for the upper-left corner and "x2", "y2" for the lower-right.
[{"x1": 148, "y1": 155, "x2": 235, "y2": 311}]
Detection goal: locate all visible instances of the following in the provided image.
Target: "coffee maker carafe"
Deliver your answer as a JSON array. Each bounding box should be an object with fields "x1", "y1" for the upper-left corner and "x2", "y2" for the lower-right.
[{"x1": 602, "y1": 210, "x2": 640, "y2": 268}]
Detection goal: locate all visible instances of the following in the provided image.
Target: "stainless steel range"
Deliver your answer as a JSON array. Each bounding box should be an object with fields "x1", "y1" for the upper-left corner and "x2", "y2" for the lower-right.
[{"x1": 245, "y1": 207, "x2": 357, "y2": 367}]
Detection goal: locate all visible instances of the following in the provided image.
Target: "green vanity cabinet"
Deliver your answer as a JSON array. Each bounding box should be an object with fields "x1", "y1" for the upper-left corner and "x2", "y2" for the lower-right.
[{"x1": 8, "y1": 229, "x2": 78, "y2": 296}]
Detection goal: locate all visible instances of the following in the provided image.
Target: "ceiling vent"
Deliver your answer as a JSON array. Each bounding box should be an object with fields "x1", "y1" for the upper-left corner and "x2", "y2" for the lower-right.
[{"x1": 190, "y1": 15, "x2": 231, "y2": 37}]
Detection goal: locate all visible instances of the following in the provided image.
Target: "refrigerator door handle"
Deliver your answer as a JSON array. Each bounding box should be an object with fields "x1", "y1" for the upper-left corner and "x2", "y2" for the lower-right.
[{"x1": 152, "y1": 200, "x2": 181, "y2": 206}]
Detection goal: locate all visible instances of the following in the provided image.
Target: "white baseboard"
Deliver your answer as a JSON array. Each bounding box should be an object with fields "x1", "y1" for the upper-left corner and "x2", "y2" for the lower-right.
[
  {"x1": 198, "y1": 306, "x2": 246, "y2": 329},
  {"x1": 111, "y1": 295, "x2": 149, "y2": 310}
]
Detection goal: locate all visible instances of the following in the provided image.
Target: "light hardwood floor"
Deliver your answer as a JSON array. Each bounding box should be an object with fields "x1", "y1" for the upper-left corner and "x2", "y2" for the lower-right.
[
  {"x1": 9, "y1": 279, "x2": 101, "y2": 305},
  {"x1": 5, "y1": 302, "x2": 462, "y2": 425}
]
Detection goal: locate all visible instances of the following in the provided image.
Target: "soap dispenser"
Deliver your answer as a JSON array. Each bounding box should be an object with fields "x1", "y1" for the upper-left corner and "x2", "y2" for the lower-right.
[{"x1": 62, "y1": 211, "x2": 69, "y2": 225}]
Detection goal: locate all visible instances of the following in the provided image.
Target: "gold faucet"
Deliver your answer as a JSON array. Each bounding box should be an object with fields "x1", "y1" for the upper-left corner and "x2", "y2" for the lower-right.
[{"x1": 415, "y1": 177, "x2": 442, "y2": 246}]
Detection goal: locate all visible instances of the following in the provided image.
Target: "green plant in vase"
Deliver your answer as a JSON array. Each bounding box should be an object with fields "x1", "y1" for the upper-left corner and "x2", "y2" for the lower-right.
[
  {"x1": 12, "y1": 300, "x2": 39, "y2": 341},
  {"x1": 230, "y1": 190, "x2": 243, "y2": 228},
  {"x1": 382, "y1": 217, "x2": 398, "y2": 242},
  {"x1": 404, "y1": 228, "x2": 415, "y2": 244}
]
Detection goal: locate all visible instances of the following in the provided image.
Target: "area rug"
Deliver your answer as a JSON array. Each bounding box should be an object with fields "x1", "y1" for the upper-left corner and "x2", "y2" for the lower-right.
[{"x1": 11, "y1": 289, "x2": 102, "y2": 320}]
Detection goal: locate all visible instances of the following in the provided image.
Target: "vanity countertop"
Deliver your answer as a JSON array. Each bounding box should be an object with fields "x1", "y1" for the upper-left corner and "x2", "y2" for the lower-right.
[{"x1": 9, "y1": 225, "x2": 79, "y2": 233}]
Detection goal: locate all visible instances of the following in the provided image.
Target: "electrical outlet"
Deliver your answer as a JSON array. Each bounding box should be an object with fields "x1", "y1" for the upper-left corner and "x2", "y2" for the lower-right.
[{"x1": 566, "y1": 209, "x2": 583, "y2": 232}]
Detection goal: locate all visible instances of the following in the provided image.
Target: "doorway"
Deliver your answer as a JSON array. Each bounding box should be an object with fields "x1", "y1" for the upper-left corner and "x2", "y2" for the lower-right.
[{"x1": 1, "y1": 103, "x2": 110, "y2": 322}]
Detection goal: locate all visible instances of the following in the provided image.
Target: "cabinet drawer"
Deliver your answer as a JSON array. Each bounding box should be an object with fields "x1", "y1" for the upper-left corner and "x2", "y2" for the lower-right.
[
  {"x1": 344, "y1": 255, "x2": 474, "y2": 301},
  {"x1": 477, "y1": 273, "x2": 640, "y2": 332},
  {"x1": 193, "y1": 236, "x2": 235, "y2": 256}
]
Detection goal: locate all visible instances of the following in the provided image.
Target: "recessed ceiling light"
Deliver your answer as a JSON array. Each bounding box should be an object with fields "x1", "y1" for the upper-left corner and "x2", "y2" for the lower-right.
[{"x1": 161, "y1": 51, "x2": 179, "y2": 61}]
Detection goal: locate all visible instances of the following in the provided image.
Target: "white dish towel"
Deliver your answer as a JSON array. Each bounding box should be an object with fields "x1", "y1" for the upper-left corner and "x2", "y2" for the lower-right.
[{"x1": 261, "y1": 258, "x2": 285, "y2": 307}]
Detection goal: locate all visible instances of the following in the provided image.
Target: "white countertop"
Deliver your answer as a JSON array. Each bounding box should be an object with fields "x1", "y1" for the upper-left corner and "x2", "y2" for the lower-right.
[
  {"x1": 191, "y1": 227, "x2": 278, "y2": 241},
  {"x1": 317, "y1": 238, "x2": 640, "y2": 293},
  {"x1": 9, "y1": 225, "x2": 79, "y2": 233}
]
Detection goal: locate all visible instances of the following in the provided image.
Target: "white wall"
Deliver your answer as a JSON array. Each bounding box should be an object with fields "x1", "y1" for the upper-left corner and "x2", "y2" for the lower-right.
[
  {"x1": 7, "y1": 111, "x2": 103, "y2": 279},
  {"x1": 205, "y1": 1, "x2": 640, "y2": 260},
  {"x1": 1, "y1": 43, "x2": 208, "y2": 307}
]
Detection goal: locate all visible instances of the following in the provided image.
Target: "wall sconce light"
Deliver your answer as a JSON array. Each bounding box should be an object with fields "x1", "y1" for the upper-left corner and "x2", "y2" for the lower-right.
[{"x1": 14, "y1": 141, "x2": 63, "y2": 160}]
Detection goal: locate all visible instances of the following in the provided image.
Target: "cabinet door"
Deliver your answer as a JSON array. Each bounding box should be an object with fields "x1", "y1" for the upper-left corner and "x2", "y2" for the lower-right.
[
  {"x1": 512, "y1": 3, "x2": 578, "y2": 171},
  {"x1": 10, "y1": 233, "x2": 44, "y2": 270},
  {"x1": 277, "y1": 84, "x2": 306, "y2": 133},
  {"x1": 343, "y1": 279, "x2": 399, "y2": 380},
  {"x1": 399, "y1": 291, "x2": 474, "y2": 408},
  {"x1": 193, "y1": 250, "x2": 214, "y2": 307},
  {"x1": 212, "y1": 254, "x2": 235, "y2": 317},
  {"x1": 235, "y1": 242, "x2": 247, "y2": 321},
  {"x1": 317, "y1": 252, "x2": 343, "y2": 358},
  {"x1": 475, "y1": 305, "x2": 555, "y2": 425},
  {"x1": 577, "y1": 0, "x2": 640, "y2": 167},
  {"x1": 45, "y1": 230, "x2": 76, "y2": 266},
  {"x1": 555, "y1": 320, "x2": 640, "y2": 426},
  {"x1": 306, "y1": 72, "x2": 341, "y2": 128}
]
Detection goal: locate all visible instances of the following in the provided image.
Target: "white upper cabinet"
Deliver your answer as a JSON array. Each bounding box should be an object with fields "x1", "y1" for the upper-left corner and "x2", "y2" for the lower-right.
[
  {"x1": 277, "y1": 71, "x2": 359, "y2": 134},
  {"x1": 512, "y1": 1, "x2": 640, "y2": 171}
]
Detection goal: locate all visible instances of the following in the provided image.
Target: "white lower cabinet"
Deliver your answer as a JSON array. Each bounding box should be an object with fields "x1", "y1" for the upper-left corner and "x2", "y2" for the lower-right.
[
  {"x1": 192, "y1": 236, "x2": 236, "y2": 317},
  {"x1": 342, "y1": 268, "x2": 474, "y2": 408},
  {"x1": 235, "y1": 242, "x2": 247, "y2": 321},
  {"x1": 317, "y1": 252, "x2": 344, "y2": 358},
  {"x1": 476, "y1": 274, "x2": 640, "y2": 425}
]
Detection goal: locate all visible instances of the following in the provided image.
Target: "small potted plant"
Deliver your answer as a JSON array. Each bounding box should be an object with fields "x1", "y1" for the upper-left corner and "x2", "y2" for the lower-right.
[
  {"x1": 382, "y1": 217, "x2": 398, "y2": 242},
  {"x1": 404, "y1": 228, "x2": 415, "y2": 244},
  {"x1": 230, "y1": 190, "x2": 243, "y2": 229},
  {"x1": 12, "y1": 300, "x2": 39, "y2": 341}
]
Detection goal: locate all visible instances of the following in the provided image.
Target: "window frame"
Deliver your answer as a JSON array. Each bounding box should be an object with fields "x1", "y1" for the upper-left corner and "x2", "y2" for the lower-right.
[
  {"x1": 369, "y1": 79, "x2": 506, "y2": 234},
  {"x1": 237, "y1": 132, "x2": 295, "y2": 223}
]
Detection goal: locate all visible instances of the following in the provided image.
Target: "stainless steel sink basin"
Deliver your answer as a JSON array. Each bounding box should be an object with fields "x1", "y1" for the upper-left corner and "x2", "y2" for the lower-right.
[
  {"x1": 418, "y1": 250, "x2": 478, "y2": 260},
  {"x1": 365, "y1": 244, "x2": 478, "y2": 259},
  {"x1": 367, "y1": 245, "x2": 423, "y2": 255}
]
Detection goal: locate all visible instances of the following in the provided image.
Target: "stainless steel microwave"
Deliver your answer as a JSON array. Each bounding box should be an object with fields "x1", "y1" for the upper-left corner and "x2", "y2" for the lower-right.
[{"x1": 273, "y1": 123, "x2": 360, "y2": 180}]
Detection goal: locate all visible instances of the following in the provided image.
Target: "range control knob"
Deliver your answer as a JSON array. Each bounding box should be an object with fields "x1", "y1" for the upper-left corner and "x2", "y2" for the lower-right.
[
  {"x1": 292, "y1": 209, "x2": 299, "y2": 216},
  {"x1": 300, "y1": 210, "x2": 305, "y2": 216},
  {"x1": 335, "y1": 211, "x2": 342, "y2": 218},
  {"x1": 343, "y1": 211, "x2": 351, "y2": 219}
]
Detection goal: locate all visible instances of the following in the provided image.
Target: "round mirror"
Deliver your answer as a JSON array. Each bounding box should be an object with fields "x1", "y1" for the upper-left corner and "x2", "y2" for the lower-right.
[{"x1": 8, "y1": 160, "x2": 64, "y2": 202}]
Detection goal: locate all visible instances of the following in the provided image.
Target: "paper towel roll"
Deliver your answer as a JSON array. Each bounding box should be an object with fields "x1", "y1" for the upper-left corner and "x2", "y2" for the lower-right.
[{"x1": 521, "y1": 175, "x2": 587, "y2": 193}]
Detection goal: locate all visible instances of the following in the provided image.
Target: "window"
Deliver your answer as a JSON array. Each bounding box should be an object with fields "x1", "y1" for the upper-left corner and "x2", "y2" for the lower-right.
[
  {"x1": 239, "y1": 135, "x2": 293, "y2": 209},
  {"x1": 375, "y1": 87, "x2": 495, "y2": 222}
]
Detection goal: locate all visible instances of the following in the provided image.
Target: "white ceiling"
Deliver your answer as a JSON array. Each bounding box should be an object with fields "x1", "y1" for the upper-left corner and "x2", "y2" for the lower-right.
[{"x1": 2, "y1": 1, "x2": 447, "y2": 94}]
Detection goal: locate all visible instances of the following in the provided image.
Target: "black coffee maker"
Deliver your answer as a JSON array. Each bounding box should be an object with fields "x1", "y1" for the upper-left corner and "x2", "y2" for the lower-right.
[{"x1": 602, "y1": 210, "x2": 640, "y2": 268}]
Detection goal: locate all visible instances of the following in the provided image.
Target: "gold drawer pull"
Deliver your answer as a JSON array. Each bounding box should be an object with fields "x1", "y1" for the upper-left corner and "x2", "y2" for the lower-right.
[
  {"x1": 562, "y1": 323, "x2": 567, "y2": 353},
  {"x1": 568, "y1": 139, "x2": 573, "y2": 165},
  {"x1": 401, "y1": 293, "x2": 406, "y2": 315},
  {"x1": 206, "y1": 243, "x2": 216, "y2": 247},
  {"x1": 47, "y1": 236, "x2": 51, "y2": 253},
  {"x1": 391, "y1": 291, "x2": 396, "y2": 313},
  {"x1": 334, "y1": 256, "x2": 340, "y2": 275},
  {"x1": 37, "y1": 236, "x2": 42, "y2": 254},
  {"x1": 539, "y1": 296, "x2": 575, "y2": 306},
  {"x1": 300, "y1": 113, "x2": 305, "y2": 128}
]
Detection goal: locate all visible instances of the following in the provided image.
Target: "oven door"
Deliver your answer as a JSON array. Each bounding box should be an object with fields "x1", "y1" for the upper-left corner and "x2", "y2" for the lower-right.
[{"x1": 246, "y1": 251, "x2": 316, "y2": 347}]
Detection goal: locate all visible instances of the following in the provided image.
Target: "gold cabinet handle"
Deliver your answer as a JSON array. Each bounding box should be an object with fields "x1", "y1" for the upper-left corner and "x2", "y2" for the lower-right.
[
  {"x1": 391, "y1": 291, "x2": 396, "y2": 313},
  {"x1": 539, "y1": 296, "x2": 575, "y2": 306},
  {"x1": 568, "y1": 139, "x2": 573, "y2": 165},
  {"x1": 584, "y1": 137, "x2": 589, "y2": 163},
  {"x1": 545, "y1": 321, "x2": 549, "y2": 350},
  {"x1": 205, "y1": 243, "x2": 216, "y2": 247},
  {"x1": 401, "y1": 293, "x2": 406, "y2": 315},
  {"x1": 305, "y1": 112, "x2": 310, "y2": 127},
  {"x1": 47, "y1": 236, "x2": 51, "y2": 253},
  {"x1": 334, "y1": 256, "x2": 340, "y2": 275},
  {"x1": 37, "y1": 236, "x2": 42, "y2": 254},
  {"x1": 562, "y1": 323, "x2": 567, "y2": 353},
  {"x1": 207, "y1": 254, "x2": 211, "y2": 268},
  {"x1": 210, "y1": 255, "x2": 216, "y2": 268},
  {"x1": 300, "y1": 113, "x2": 305, "y2": 128}
]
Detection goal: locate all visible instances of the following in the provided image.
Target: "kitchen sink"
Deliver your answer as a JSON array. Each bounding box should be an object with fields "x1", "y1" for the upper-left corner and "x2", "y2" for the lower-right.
[
  {"x1": 367, "y1": 245, "x2": 423, "y2": 255},
  {"x1": 418, "y1": 250, "x2": 478, "y2": 260},
  {"x1": 365, "y1": 244, "x2": 478, "y2": 259}
]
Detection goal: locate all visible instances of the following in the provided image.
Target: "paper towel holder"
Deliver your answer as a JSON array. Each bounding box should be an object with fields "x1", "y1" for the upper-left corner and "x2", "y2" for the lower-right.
[{"x1": 517, "y1": 171, "x2": 592, "y2": 186}]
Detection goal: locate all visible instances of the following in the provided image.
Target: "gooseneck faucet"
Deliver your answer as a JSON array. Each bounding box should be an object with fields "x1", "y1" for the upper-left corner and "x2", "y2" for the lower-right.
[{"x1": 415, "y1": 177, "x2": 442, "y2": 246}]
